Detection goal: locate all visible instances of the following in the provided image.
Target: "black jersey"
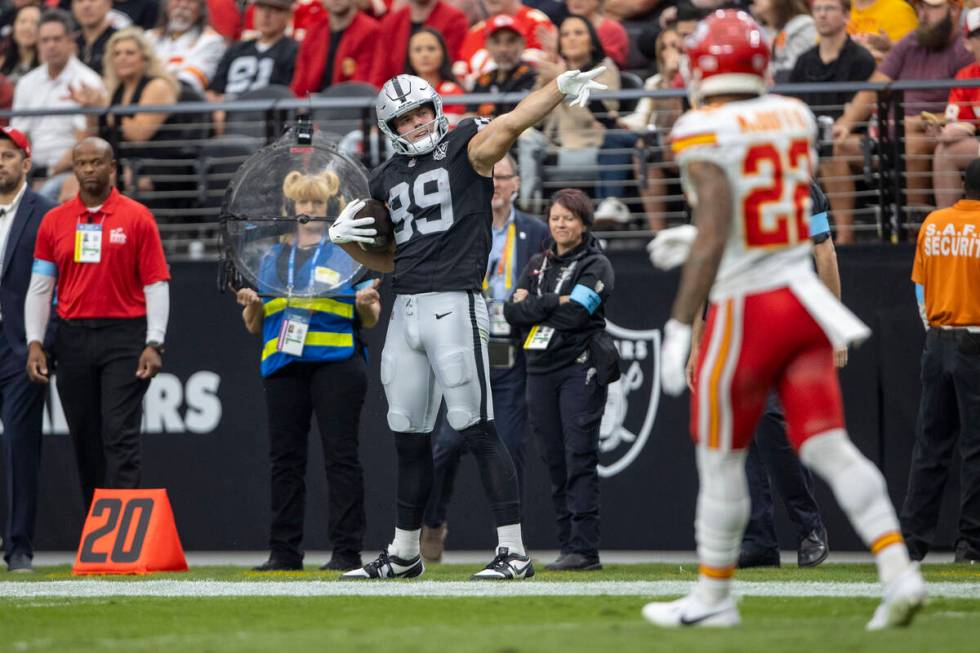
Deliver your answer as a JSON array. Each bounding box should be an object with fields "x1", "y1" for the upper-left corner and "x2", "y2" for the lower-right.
[
  {"x1": 210, "y1": 37, "x2": 298, "y2": 96},
  {"x1": 369, "y1": 118, "x2": 494, "y2": 295}
]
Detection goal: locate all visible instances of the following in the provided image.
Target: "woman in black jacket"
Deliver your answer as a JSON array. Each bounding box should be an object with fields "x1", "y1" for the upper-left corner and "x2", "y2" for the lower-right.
[{"x1": 504, "y1": 188, "x2": 618, "y2": 571}]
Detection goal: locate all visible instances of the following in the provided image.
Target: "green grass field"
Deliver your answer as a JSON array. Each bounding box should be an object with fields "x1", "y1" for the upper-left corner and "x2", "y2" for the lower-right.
[{"x1": 2, "y1": 563, "x2": 978, "y2": 653}]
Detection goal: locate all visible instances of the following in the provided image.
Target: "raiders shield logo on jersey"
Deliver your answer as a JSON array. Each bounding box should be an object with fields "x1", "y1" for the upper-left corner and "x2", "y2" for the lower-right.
[{"x1": 598, "y1": 320, "x2": 662, "y2": 478}]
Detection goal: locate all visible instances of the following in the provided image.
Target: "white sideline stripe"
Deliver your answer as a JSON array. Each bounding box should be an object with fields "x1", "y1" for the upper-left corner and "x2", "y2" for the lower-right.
[{"x1": 0, "y1": 580, "x2": 978, "y2": 599}]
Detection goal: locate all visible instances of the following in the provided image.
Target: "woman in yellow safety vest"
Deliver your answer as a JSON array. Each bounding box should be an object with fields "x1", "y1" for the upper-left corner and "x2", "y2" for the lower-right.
[{"x1": 236, "y1": 169, "x2": 382, "y2": 573}]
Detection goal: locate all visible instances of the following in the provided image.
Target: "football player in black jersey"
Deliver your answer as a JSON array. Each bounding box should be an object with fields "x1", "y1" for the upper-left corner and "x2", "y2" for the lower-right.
[{"x1": 329, "y1": 69, "x2": 607, "y2": 580}]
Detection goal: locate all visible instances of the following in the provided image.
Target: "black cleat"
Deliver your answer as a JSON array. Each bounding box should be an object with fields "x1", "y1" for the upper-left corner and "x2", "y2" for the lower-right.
[{"x1": 340, "y1": 550, "x2": 424, "y2": 579}]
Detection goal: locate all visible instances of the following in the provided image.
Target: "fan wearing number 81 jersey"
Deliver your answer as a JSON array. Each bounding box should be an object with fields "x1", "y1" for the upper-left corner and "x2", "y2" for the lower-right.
[{"x1": 643, "y1": 9, "x2": 925, "y2": 632}]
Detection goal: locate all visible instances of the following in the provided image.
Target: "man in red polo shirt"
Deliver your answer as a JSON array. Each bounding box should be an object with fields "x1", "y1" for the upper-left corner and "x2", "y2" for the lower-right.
[{"x1": 24, "y1": 137, "x2": 170, "y2": 512}]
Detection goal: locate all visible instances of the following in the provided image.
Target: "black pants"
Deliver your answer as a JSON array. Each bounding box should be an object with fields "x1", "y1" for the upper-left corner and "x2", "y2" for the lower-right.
[
  {"x1": 423, "y1": 364, "x2": 528, "y2": 528},
  {"x1": 0, "y1": 327, "x2": 46, "y2": 562},
  {"x1": 56, "y1": 318, "x2": 150, "y2": 512},
  {"x1": 262, "y1": 356, "x2": 367, "y2": 563},
  {"x1": 526, "y1": 360, "x2": 607, "y2": 557},
  {"x1": 901, "y1": 328, "x2": 980, "y2": 560},
  {"x1": 742, "y1": 391, "x2": 823, "y2": 554}
]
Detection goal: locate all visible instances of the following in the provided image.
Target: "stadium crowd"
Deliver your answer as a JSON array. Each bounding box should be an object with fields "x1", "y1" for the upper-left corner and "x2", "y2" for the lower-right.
[{"x1": 0, "y1": 0, "x2": 979, "y2": 243}]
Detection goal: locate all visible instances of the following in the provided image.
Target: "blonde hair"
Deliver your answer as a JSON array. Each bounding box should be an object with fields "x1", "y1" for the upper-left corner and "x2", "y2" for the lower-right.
[
  {"x1": 279, "y1": 170, "x2": 346, "y2": 244},
  {"x1": 282, "y1": 169, "x2": 345, "y2": 208},
  {"x1": 103, "y1": 27, "x2": 178, "y2": 97}
]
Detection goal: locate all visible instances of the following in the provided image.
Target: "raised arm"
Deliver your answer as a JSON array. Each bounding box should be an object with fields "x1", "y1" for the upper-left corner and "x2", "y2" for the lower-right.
[{"x1": 467, "y1": 68, "x2": 609, "y2": 176}]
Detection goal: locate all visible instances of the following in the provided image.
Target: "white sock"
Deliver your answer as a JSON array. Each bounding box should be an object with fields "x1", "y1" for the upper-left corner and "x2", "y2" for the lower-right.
[
  {"x1": 874, "y1": 538, "x2": 912, "y2": 584},
  {"x1": 693, "y1": 571, "x2": 735, "y2": 605},
  {"x1": 692, "y1": 447, "x2": 749, "y2": 604},
  {"x1": 497, "y1": 523, "x2": 526, "y2": 556},
  {"x1": 388, "y1": 528, "x2": 420, "y2": 560},
  {"x1": 801, "y1": 430, "x2": 911, "y2": 584}
]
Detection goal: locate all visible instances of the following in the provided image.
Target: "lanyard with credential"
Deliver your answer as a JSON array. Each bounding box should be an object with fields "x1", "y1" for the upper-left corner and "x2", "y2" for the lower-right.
[
  {"x1": 533, "y1": 255, "x2": 576, "y2": 298},
  {"x1": 483, "y1": 222, "x2": 516, "y2": 292},
  {"x1": 278, "y1": 241, "x2": 325, "y2": 357},
  {"x1": 286, "y1": 241, "x2": 325, "y2": 299}
]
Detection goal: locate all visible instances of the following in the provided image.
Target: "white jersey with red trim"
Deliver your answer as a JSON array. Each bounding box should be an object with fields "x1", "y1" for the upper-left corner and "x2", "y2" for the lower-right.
[
  {"x1": 149, "y1": 27, "x2": 227, "y2": 94},
  {"x1": 670, "y1": 93, "x2": 870, "y2": 347},
  {"x1": 671, "y1": 94, "x2": 818, "y2": 300}
]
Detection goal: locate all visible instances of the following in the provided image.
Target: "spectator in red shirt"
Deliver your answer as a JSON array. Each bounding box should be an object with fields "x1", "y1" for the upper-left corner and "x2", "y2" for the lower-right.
[
  {"x1": 242, "y1": 0, "x2": 328, "y2": 43},
  {"x1": 405, "y1": 26, "x2": 465, "y2": 125},
  {"x1": 206, "y1": 0, "x2": 242, "y2": 40},
  {"x1": 25, "y1": 137, "x2": 170, "y2": 512},
  {"x1": 0, "y1": 74, "x2": 12, "y2": 125},
  {"x1": 290, "y1": 0, "x2": 379, "y2": 96},
  {"x1": 455, "y1": 0, "x2": 555, "y2": 84},
  {"x1": 368, "y1": 0, "x2": 468, "y2": 87},
  {"x1": 565, "y1": 0, "x2": 627, "y2": 68},
  {"x1": 933, "y1": 7, "x2": 980, "y2": 207},
  {"x1": 468, "y1": 15, "x2": 539, "y2": 118}
]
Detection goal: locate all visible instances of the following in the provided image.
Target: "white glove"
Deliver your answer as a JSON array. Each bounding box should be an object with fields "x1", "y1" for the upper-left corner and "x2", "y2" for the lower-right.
[
  {"x1": 647, "y1": 224, "x2": 698, "y2": 270},
  {"x1": 556, "y1": 67, "x2": 608, "y2": 108},
  {"x1": 328, "y1": 198, "x2": 376, "y2": 245},
  {"x1": 661, "y1": 319, "x2": 693, "y2": 397}
]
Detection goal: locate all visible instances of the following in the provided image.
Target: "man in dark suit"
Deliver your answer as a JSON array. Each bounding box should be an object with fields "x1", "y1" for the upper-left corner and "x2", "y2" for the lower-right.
[
  {"x1": 0, "y1": 127, "x2": 55, "y2": 573},
  {"x1": 420, "y1": 154, "x2": 548, "y2": 562}
]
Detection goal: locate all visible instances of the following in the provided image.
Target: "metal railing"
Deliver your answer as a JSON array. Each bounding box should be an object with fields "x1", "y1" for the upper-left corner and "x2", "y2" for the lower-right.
[{"x1": 5, "y1": 78, "x2": 979, "y2": 258}]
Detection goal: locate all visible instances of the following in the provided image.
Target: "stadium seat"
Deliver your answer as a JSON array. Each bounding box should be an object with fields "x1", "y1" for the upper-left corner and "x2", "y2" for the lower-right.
[
  {"x1": 224, "y1": 84, "x2": 295, "y2": 140},
  {"x1": 197, "y1": 134, "x2": 265, "y2": 210},
  {"x1": 312, "y1": 82, "x2": 378, "y2": 140}
]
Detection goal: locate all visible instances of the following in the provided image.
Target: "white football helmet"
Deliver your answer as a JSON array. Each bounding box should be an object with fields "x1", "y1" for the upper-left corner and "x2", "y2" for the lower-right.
[{"x1": 376, "y1": 75, "x2": 449, "y2": 157}]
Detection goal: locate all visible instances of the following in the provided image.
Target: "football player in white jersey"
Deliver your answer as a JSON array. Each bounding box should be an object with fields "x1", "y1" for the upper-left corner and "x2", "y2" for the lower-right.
[{"x1": 642, "y1": 10, "x2": 926, "y2": 629}]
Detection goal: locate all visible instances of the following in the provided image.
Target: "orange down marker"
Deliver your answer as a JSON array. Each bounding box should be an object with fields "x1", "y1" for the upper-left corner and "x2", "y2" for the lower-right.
[{"x1": 72, "y1": 489, "x2": 188, "y2": 575}]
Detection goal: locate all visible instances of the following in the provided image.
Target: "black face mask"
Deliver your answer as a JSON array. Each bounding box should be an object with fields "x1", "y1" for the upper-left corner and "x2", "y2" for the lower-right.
[{"x1": 916, "y1": 11, "x2": 954, "y2": 52}]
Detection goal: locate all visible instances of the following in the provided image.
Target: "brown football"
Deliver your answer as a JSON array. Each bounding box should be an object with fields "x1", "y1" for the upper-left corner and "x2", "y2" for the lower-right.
[{"x1": 354, "y1": 198, "x2": 393, "y2": 251}]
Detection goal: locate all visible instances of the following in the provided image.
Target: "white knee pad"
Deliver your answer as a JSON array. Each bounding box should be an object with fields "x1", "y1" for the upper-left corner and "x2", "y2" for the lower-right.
[
  {"x1": 446, "y1": 410, "x2": 478, "y2": 431},
  {"x1": 387, "y1": 411, "x2": 414, "y2": 433},
  {"x1": 436, "y1": 349, "x2": 490, "y2": 430},
  {"x1": 695, "y1": 447, "x2": 750, "y2": 569},
  {"x1": 800, "y1": 430, "x2": 900, "y2": 545}
]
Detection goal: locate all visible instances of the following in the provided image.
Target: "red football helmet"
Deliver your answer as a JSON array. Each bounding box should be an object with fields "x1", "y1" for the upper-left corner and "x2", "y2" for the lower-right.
[{"x1": 682, "y1": 10, "x2": 771, "y2": 105}]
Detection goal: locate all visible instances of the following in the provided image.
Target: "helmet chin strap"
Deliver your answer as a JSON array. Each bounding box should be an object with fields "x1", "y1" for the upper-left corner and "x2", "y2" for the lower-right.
[{"x1": 394, "y1": 115, "x2": 447, "y2": 156}]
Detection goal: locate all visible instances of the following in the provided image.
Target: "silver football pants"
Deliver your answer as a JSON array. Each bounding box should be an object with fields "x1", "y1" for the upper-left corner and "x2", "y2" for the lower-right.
[{"x1": 380, "y1": 291, "x2": 493, "y2": 433}]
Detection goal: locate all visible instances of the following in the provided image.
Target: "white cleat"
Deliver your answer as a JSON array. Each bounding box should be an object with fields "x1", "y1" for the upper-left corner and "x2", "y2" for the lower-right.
[
  {"x1": 642, "y1": 594, "x2": 740, "y2": 628},
  {"x1": 866, "y1": 563, "x2": 927, "y2": 631}
]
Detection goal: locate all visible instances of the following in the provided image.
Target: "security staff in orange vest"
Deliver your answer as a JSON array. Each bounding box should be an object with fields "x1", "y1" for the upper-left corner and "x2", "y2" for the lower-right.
[{"x1": 903, "y1": 157, "x2": 980, "y2": 564}]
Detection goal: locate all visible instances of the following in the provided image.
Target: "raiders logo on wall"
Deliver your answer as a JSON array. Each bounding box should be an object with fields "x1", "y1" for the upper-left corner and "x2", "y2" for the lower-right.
[{"x1": 598, "y1": 320, "x2": 662, "y2": 478}]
